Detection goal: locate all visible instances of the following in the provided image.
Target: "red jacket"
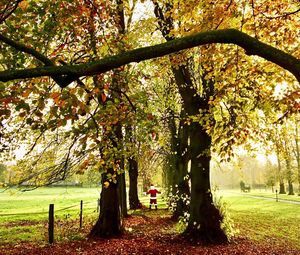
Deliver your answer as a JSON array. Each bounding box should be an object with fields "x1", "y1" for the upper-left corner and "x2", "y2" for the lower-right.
[{"x1": 146, "y1": 188, "x2": 161, "y2": 198}]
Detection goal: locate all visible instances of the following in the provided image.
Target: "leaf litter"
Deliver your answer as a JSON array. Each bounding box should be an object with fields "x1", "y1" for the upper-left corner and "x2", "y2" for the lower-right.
[{"x1": 0, "y1": 209, "x2": 299, "y2": 255}]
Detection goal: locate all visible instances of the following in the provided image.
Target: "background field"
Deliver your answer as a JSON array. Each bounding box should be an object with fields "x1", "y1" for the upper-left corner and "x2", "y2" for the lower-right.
[{"x1": 0, "y1": 187, "x2": 299, "y2": 249}]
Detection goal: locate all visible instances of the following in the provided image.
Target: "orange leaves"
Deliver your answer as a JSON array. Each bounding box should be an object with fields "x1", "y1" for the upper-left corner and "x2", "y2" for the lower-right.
[
  {"x1": 101, "y1": 83, "x2": 110, "y2": 103},
  {"x1": 101, "y1": 93, "x2": 107, "y2": 103},
  {"x1": 77, "y1": 159, "x2": 90, "y2": 174},
  {"x1": 21, "y1": 90, "x2": 31, "y2": 98},
  {"x1": 50, "y1": 91, "x2": 60, "y2": 103},
  {"x1": 50, "y1": 91, "x2": 67, "y2": 108},
  {"x1": 18, "y1": 0, "x2": 29, "y2": 11},
  {"x1": 0, "y1": 97, "x2": 17, "y2": 106}
]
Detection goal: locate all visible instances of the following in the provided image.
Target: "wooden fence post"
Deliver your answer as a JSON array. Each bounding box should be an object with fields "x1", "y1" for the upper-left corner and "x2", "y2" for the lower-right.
[
  {"x1": 79, "y1": 200, "x2": 83, "y2": 228},
  {"x1": 48, "y1": 204, "x2": 54, "y2": 244}
]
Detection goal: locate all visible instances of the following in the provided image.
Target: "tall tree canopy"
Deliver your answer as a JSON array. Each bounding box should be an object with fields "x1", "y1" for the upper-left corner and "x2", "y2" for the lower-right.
[{"x1": 1, "y1": 0, "x2": 300, "y2": 243}]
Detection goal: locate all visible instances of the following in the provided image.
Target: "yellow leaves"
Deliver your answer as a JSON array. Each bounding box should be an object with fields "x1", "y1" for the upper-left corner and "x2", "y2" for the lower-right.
[{"x1": 103, "y1": 181, "x2": 110, "y2": 188}]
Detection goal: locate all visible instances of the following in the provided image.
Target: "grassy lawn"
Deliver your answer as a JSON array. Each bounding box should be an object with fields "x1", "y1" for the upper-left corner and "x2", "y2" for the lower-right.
[
  {"x1": 227, "y1": 189, "x2": 300, "y2": 202},
  {"x1": 0, "y1": 187, "x2": 101, "y2": 243},
  {"x1": 0, "y1": 187, "x2": 101, "y2": 220},
  {"x1": 219, "y1": 190, "x2": 300, "y2": 249},
  {"x1": 0, "y1": 187, "x2": 299, "y2": 249}
]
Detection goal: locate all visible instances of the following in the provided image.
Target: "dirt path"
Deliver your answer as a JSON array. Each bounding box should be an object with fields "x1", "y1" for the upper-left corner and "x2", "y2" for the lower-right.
[{"x1": 0, "y1": 209, "x2": 299, "y2": 255}]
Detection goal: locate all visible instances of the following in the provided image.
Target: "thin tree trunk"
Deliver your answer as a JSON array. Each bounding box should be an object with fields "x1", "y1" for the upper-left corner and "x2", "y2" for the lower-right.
[
  {"x1": 128, "y1": 156, "x2": 142, "y2": 209},
  {"x1": 286, "y1": 156, "x2": 294, "y2": 195},
  {"x1": 294, "y1": 122, "x2": 300, "y2": 195},
  {"x1": 115, "y1": 124, "x2": 128, "y2": 217},
  {"x1": 288, "y1": 179, "x2": 294, "y2": 195},
  {"x1": 275, "y1": 141, "x2": 286, "y2": 194},
  {"x1": 126, "y1": 124, "x2": 142, "y2": 209},
  {"x1": 284, "y1": 135, "x2": 294, "y2": 195},
  {"x1": 118, "y1": 171, "x2": 128, "y2": 216}
]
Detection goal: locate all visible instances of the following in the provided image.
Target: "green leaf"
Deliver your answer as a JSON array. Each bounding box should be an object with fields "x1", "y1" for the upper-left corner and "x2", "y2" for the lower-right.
[{"x1": 15, "y1": 102, "x2": 30, "y2": 112}]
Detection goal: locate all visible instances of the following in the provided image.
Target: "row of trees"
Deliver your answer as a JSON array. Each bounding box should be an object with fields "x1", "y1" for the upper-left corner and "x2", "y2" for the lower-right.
[{"x1": 1, "y1": 0, "x2": 300, "y2": 244}]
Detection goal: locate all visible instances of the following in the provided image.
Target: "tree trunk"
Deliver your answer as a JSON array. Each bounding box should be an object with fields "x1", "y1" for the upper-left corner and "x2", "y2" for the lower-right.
[
  {"x1": 171, "y1": 114, "x2": 190, "y2": 220},
  {"x1": 286, "y1": 159, "x2": 294, "y2": 195},
  {"x1": 279, "y1": 182, "x2": 286, "y2": 194},
  {"x1": 128, "y1": 156, "x2": 142, "y2": 209},
  {"x1": 284, "y1": 136, "x2": 294, "y2": 196},
  {"x1": 118, "y1": 171, "x2": 128, "y2": 216},
  {"x1": 114, "y1": 121, "x2": 128, "y2": 217},
  {"x1": 183, "y1": 121, "x2": 228, "y2": 243},
  {"x1": 153, "y1": 2, "x2": 227, "y2": 243},
  {"x1": 172, "y1": 66, "x2": 227, "y2": 243},
  {"x1": 166, "y1": 110, "x2": 178, "y2": 196},
  {"x1": 172, "y1": 158, "x2": 190, "y2": 220},
  {"x1": 89, "y1": 173, "x2": 122, "y2": 238},
  {"x1": 288, "y1": 180, "x2": 294, "y2": 195},
  {"x1": 275, "y1": 141, "x2": 286, "y2": 194},
  {"x1": 294, "y1": 122, "x2": 300, "y2": 195}
]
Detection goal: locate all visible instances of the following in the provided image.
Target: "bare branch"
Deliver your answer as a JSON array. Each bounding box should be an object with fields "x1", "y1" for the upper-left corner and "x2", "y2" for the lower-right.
[{"x1": 262, "y1": 7, "x2": 300, "y2": 19}]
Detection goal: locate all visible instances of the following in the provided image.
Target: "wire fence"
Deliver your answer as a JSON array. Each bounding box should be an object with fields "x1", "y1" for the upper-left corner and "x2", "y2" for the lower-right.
[
  {"x1": 0, "y1": 198, "x2": 100, "y2": 244},
  {"x1": 0, "y1": 200, "x2": 98, "y2": 217}
]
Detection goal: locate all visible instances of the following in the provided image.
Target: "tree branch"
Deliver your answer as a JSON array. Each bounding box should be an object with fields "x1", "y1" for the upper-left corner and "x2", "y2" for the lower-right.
[
  {"x1": 1, "y1": 29, "x2": 300, "y2": 84},
  {"x1": 0, "y1": 33, "x2": 54, "y2": 66},
  {"x1": 0, "y1": 0, "x2": 23, "y2": 24},
  {"x1": 0, "y1": 33, "x2": 76, "y2": 87},
  {"x1": 262, "y1": 7, "x2": 300, "y2": 19}
]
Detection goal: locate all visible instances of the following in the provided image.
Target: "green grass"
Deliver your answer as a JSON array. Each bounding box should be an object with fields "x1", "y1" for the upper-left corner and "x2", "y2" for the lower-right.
[
  {"x1": 0, "y1": 187, "x2": 299, "y2": 249},
  {"x1": 0, "y1": 187, "x2": 100, "y2": 220},
  {"x1": 0, "y1": 187, "x2": 101, "y2": 244},
  {"x1": 218, "y1": 190, "x2": 300, "y2": 249},
  {"x1": 227, "y1": 189, "x2": 300, "y2": 202}
]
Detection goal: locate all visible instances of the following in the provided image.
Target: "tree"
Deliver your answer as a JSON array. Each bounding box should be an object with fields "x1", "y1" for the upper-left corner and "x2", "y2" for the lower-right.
[
  {"x1": 1, "y1": 0, "x2": 300, "y2": 243},
  {"x1": 294, "y1": 119, "x2": 300, "y2": 195},
  {"x1": 0, "y1": 163, "x2": 6, "y2": 184}
]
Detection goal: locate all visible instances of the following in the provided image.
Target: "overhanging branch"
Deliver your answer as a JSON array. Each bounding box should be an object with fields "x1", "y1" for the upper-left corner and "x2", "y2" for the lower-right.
[
  {"x1": 0, "y1": 33, "x2": 77, "y2": 87},
  {"x1": 1, "y1": 29, "x2": 300, "y2": 85},
  {"x1": 0, "y1": 33, "x2": 54, "y2": 66}
]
